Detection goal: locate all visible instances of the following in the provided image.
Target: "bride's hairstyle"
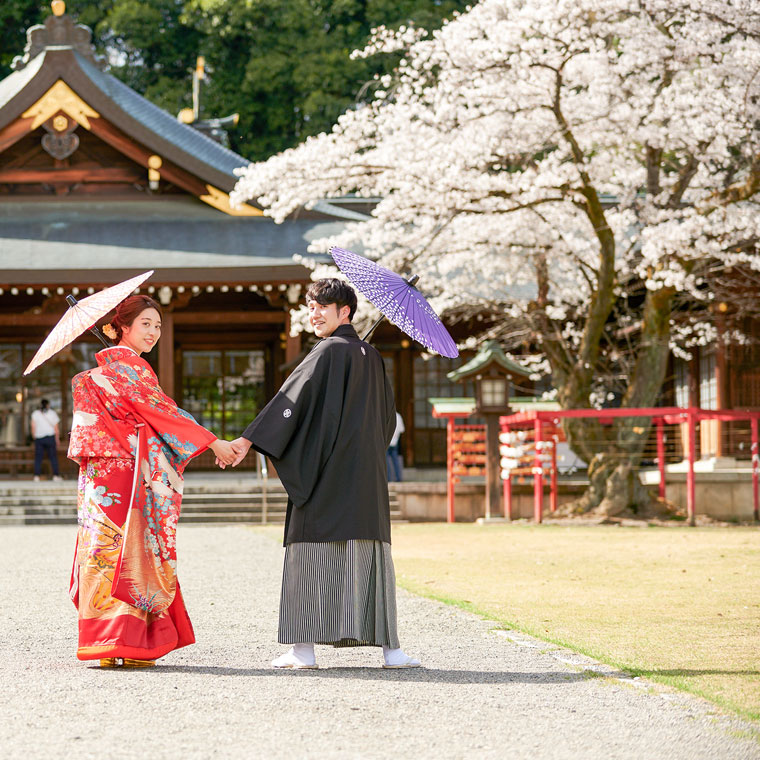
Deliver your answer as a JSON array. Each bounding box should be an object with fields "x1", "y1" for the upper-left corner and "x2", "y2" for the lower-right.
[{"x1": 107, "y1": 295, "x2": 162, "y2": 342}]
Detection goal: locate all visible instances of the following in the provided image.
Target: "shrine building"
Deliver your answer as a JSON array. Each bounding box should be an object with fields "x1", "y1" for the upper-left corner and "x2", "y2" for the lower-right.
[{"x1": 0, "y1": 3, "x2": 474, "y2": 474}]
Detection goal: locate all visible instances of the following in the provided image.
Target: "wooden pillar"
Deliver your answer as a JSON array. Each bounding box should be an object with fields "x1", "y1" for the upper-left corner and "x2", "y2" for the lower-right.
[
  {"x1": 446, "y1": 416, "x2": 455, "y2": 523},
  {"x1": 550, "y1": 434, "x2": 558, "y2": 513},
  {"x1": 751, "y1": 417, "x2": 759, "y2": 523},
  {"x1": 502, "y1": 424, "x2": 512, "y2": 520},
  {"x1": 534, "y1": 418, "x2": 544, "y2": 523},
  {"x1": 485, "y1": 413, "x2": 501, "y2": 520},
  {"x1": 715, "y1": 314, "x2": 727, "y2": 457},
  {"x1": 284, "y1": 309, "x2": 301, "y2": 366},
  {"x1": 59, "y1": 362, "x2": 70, "y2": 439},
  {"x1": 158, "y1": 310, "x2": 175, "y2": 398},
  {"x1": 399, "y1": 344, "x2": 414, "y2": 466},
  {"x1": 656, "y1": 418, "x2": 666, "y2": 500},
  {"x1": 686, "y1": 409, "x2": 696, "y2": 526}
]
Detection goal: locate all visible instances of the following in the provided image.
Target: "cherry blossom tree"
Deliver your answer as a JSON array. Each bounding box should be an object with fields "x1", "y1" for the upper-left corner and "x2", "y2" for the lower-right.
[{"x1": 232, "y1": 0, "x2": 760, "y2": 515}]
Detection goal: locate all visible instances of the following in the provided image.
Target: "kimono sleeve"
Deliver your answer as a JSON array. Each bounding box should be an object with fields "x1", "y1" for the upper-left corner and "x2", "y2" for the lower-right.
[
  {"x1": 242, "y1": 343, "x2": 342, "y2": 508},
  {"x1": 118, "y1": 362, "x2": 217, "y2": 469}
]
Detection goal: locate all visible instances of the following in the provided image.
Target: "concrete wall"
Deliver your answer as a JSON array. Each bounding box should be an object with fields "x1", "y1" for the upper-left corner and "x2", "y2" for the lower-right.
[{"x1": 662, "y1": 472, "x2": 757, "y2": 521}]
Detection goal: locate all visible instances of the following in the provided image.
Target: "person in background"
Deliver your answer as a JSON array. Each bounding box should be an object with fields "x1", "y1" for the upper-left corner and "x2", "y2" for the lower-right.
[
  {"x1": 31, "y1": 398, "x2": 62, "y2": 482},
  {"x1": 386, "y1": 411, "x2": 405, "y2": 482}
]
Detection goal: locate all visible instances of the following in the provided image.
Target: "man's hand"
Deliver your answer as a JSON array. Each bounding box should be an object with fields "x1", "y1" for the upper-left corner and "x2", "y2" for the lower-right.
[
  {"x1": 210, "y1": 439, "x2": 237, "y2": 467},
  {"x1": 229, "y1": 437, "x2": 252, "y2": 467}
]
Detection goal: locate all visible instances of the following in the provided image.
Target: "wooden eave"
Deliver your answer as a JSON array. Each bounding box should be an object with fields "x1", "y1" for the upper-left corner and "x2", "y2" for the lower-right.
[
  {"x1": 0, "y1": 48, "x2": 259, "y2": 215},
  {"x1": 0, "y1": 266, "x2": 311, "y2": 287}
]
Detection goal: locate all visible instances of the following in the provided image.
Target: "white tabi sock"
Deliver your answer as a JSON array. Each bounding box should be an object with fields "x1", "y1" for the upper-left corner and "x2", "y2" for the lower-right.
[
  {"x1": 382, "y1": 645, "x2": 420, "y2": 667},
  {"x1": 293, "y1": 642, "x2": 315, "y2": 664},
  {"x1": 272, "y1": 642, "x2": 317, "y2": 669}
]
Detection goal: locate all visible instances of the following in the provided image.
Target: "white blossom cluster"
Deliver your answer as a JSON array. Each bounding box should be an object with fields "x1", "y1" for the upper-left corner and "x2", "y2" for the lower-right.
[{"x1": 232, "y1": 0, "x2": 760, "y2": 395}]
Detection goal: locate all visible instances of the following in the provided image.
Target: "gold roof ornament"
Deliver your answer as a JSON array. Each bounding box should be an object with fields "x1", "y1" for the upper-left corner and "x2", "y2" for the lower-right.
[
  {"x1": 177, "y1": 107, "x2": 195, "y2": 124},
  {"x1": 22, "y1": 80, "x2": 99, "y2": 129},
  {"x1": 201, "y1": 184, "x2": 263, "y2": 216},
  {"x1": 51, "y1": 1, "x2": 66, "y2": 16}
]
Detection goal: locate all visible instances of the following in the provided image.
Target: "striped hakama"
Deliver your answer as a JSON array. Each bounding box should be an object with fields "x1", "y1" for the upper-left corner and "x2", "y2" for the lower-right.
[{"x1": 279, "y1": 540, "x2": 400, "y2": 648}]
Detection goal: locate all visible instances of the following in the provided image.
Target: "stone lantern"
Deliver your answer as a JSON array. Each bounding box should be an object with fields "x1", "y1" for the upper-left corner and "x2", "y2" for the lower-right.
[{"x1": 447, "y1": 341, "x2": 530, "y2": 519}]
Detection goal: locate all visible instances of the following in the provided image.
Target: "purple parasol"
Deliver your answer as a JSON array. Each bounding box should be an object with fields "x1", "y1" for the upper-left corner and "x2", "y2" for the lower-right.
[{"x1": 329, "y1": 246, "x2": 458, "y2": 358}]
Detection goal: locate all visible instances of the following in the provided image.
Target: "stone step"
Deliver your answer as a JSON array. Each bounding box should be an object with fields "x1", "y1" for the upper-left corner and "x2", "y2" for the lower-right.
[
  {"x1": 180, "y1": 505, "x2": 288, "y2": 515},
  {"x1": 179, "y1": 512, "x2": 287, "y2": 524},
  {"x1": 0, "y1": 515, "x2": 77, "y2": 526},
  {"x1": 0, "y1": 490, "x2": 288, "y2": 503},
  {"x1": 0, "y1": 511, "x2": 406, "y2": 527},
  {"x1": 0, "y1": 497, "x2": 78, "y2": 507},
  {"x1": 0, "y1": 490, "x2": 77, "y2": 501},
  {"x1": 0, "y1": 506, "x2": 77, "y2": 516},
  {"x1": 181, "y1": 493, "x2": 289, "y2": 503},
  {"x1": 0, "y1": 491, "x2": 401, "y2": 507}
]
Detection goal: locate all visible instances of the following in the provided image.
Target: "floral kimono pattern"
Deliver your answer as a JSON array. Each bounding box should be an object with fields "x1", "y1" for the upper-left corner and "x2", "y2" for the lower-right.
[{"x1": 68, "y1": 346, "x2": 216, "y2": 661}]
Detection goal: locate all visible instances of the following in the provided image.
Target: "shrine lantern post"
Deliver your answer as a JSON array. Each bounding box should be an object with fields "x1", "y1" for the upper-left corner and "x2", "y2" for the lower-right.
[{"x1": 447, "y1": 341, "x2": 530, "y2": 520}]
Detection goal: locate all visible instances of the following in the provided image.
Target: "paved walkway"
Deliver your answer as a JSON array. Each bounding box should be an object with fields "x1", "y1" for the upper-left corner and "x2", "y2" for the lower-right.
[{"x1": 1, "y1": 525, "x2": 758, "y2": 760}]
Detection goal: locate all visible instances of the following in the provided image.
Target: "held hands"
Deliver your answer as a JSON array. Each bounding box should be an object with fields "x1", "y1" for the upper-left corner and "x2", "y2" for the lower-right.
[
  {"x1": 210, "y1": 439, "x2": 237, "y2": 467},
  {"x1": 230, "y1": 437, "x2": 252, "y2": 468},
  {"x1": 214, "y1": 437, "x2": 252, "y2": 469}
]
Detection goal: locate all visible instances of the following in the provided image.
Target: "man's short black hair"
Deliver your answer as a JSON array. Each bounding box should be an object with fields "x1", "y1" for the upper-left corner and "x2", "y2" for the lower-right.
[
  {"x1": 40, "y1": 399, "x2": 49, "y2": 409},
  {"x1": 306, "y1": 278, "x2": 358, "y2": 321}
]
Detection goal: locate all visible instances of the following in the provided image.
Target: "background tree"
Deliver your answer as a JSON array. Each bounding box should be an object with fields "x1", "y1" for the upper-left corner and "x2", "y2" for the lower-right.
[
  {"x1": 0, "y1": 0, "x2": 51, "y2": 72},
  {"x1": 184, "y1": 0, "x2": 468, "y2": 158},
  {"x1": 232, "y1": 0, "x2": 760, "y2": 515},
  {"x1": 0, "y1": 0, "x2": 466, "y2": 160}
]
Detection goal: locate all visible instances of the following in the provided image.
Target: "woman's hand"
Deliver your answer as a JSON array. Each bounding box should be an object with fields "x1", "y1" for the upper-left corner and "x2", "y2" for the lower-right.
[{"x1": 210, "y1": 439, "x2": 237, "y2": 467}]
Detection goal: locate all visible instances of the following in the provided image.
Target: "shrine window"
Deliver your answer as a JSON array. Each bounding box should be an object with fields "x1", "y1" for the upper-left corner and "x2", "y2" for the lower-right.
[
  {"x1": 0, "y1": 342, "x2": 98, "y2": 445},
  {"x1": 181, "y1": 349, "x2": 267, "y2": 438},
  {"x1": 699, "y1": 351, "x2": 717, "y2": 410},
  {"x1": 413, "y1": 355, "x2": 475, "y2": 430},
  {"x1": 674, "y1": 358, "x2": 690, "y2": 408}
]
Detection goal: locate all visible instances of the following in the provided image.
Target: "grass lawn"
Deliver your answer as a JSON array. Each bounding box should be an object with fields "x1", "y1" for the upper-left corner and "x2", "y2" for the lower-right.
[{"x1": 389, "y1": 523, "x2": 760, "y2": 722}]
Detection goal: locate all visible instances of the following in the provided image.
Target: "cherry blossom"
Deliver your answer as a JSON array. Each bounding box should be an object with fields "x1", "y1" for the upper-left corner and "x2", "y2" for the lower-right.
[{"x1": 233, "y1": 0, "x2": 760, "y2": 512}]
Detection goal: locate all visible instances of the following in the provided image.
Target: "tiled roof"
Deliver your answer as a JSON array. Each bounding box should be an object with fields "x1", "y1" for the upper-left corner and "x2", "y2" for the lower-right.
[
  {"x1": 0, "y1": 198, "x2": 335, "y2": 275},
  {"x1": 74, "y1": 52, "x2": 249, "y2": 181}
]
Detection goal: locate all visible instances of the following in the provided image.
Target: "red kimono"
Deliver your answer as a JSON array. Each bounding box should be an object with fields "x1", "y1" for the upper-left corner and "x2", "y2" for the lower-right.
[{"x1": 68, "y1": 346, "x2": 216, "y2": 661}]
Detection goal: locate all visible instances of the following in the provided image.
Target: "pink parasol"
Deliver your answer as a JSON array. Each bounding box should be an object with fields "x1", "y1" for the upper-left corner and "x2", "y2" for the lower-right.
[{"x1": 23, "y1": 270, "x2": 154, "y2": 376}]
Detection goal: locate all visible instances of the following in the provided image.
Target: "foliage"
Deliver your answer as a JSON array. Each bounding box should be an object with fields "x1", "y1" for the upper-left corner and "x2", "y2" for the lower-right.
[
  {"x1": 184, "y1": 0, "x2": 467, "y2": 158},
  {"x1": 232, "y1": 0, "x2": 760, "y2": 512},
  {"x1": 0, "y1": 0, "x2": 466, "y2": 160},
  {"x1": 0, "y1": 1, "x2": 49, "y2": 73}
]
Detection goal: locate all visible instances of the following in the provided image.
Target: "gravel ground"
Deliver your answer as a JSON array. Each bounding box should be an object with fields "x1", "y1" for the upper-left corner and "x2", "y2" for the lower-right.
[{"x1": 1, "y1": 524, "x2": 759, "y2": 760}]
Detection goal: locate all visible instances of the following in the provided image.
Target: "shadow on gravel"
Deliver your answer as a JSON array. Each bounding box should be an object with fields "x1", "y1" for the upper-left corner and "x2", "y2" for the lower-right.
[
  {"x1": 151, "y1": 665, "x2": 601, "y2": 683},
  {"x1": 631, "y1": 669, "x2": 760, "y2": 677}
]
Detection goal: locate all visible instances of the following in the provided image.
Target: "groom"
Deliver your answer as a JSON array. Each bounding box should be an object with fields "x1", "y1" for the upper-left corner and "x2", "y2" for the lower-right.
[{"x1": 229, "y1": 278, "x2": 420, "y2": 669}]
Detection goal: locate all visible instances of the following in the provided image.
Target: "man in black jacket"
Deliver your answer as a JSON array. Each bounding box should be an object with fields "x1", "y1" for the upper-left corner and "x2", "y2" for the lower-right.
[{"x1": 230, "y1": 278, "x2": 420, "y2": 669}]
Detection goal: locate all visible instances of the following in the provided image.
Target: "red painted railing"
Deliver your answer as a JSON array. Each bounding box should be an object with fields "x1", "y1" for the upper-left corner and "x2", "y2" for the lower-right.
[{"x1": 499, "y1": 407, "x2": 760, "y2": 526}]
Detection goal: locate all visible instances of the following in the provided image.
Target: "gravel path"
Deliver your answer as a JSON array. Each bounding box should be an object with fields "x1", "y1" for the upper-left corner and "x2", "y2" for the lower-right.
[{"x1": 1, "y1": 525, "x2": 758, "y2": 760}]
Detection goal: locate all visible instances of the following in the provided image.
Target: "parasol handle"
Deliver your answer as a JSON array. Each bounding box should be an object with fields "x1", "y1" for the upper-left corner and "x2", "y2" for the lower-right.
[
  {"x1": 362, "y1": 315, "x2": 385, "y2": 342},
  {"x1": 361, "y1": 273, "x2": 420, "y2": 343},
  {"x1": 66, "y1": 294, "x2": 112, "y2": 348}
]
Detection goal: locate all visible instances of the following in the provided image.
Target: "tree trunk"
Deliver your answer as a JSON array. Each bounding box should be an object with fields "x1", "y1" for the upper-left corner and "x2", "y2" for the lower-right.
[
  {"x1": 564, "y1": 446, "x2": 653, "y2": 516},
  {"x1": 557, "y1": 286, "x2": 675, "y2": 516}
]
